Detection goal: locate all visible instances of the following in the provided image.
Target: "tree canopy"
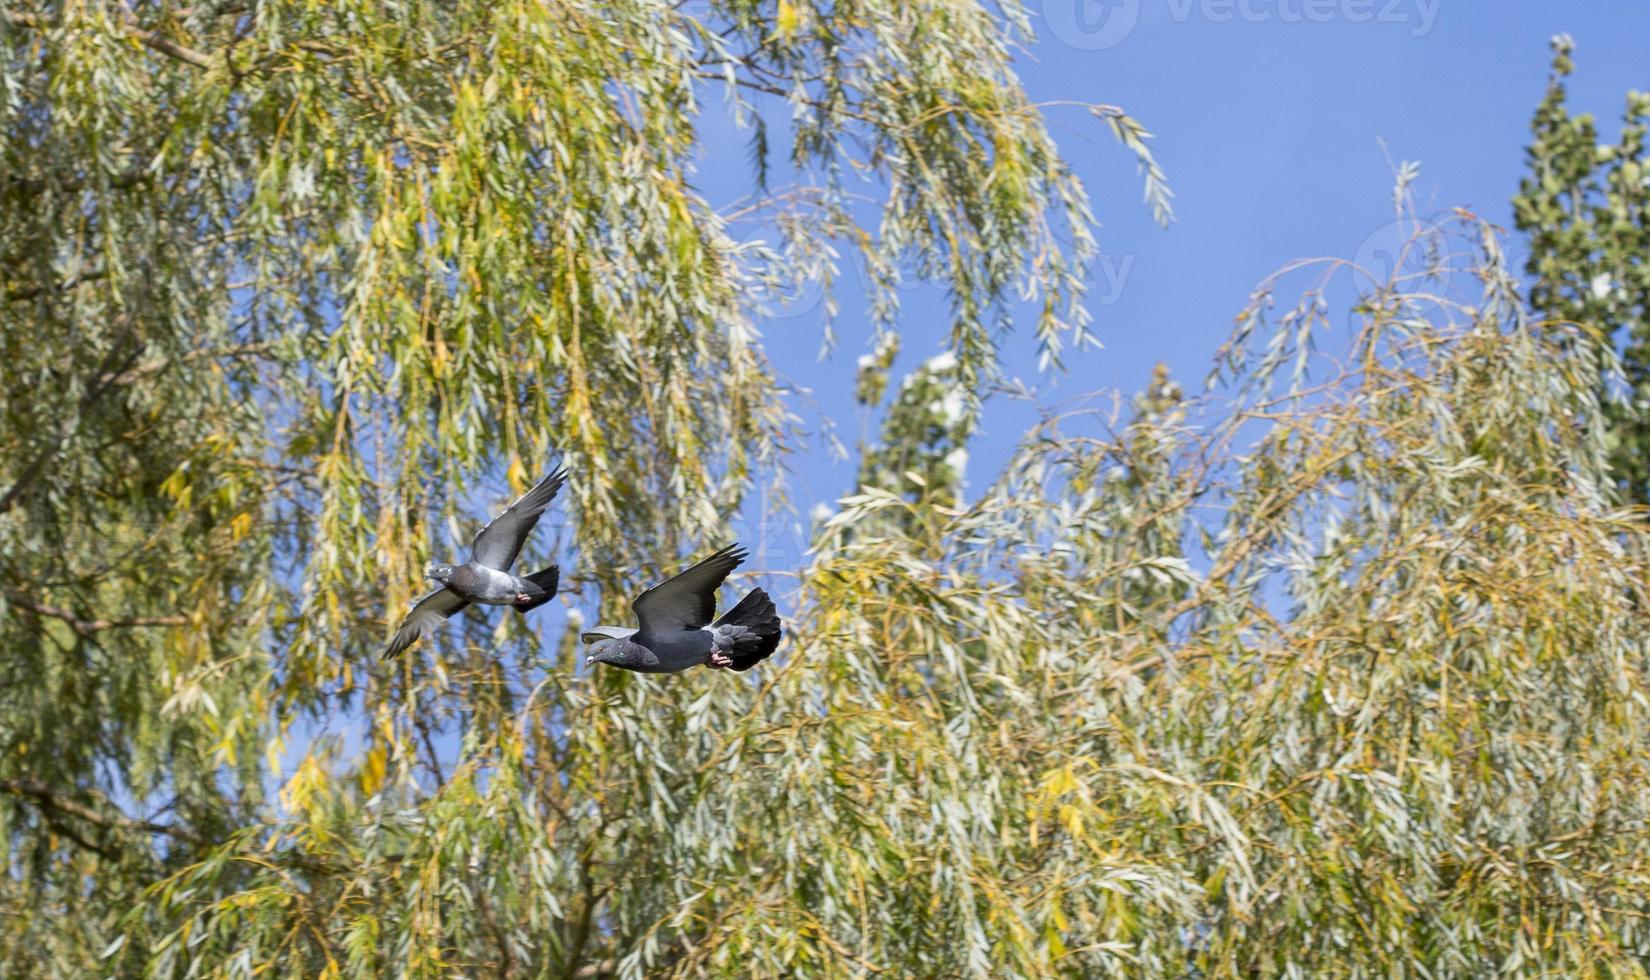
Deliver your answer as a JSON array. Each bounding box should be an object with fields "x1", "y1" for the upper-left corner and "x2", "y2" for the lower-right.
[
  {"x1": 1515, "y1": 35, "x2": 1650, "y2": 504},
  {"x1": 3, "y1": 5, "x2": 1649, "y2": 978}
]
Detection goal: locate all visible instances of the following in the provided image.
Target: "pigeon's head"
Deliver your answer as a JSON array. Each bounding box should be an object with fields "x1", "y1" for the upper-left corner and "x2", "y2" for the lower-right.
[
  {"x1": 584, "y1": 638, "x2": 628, "y2": 669},
  {"x1": 424, "y1": 562, "x2": 455, "y2": 584}
]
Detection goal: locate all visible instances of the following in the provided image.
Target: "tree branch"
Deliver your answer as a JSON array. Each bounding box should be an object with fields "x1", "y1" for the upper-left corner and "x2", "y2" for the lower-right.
[
  {"x1": 2, "y1": 169, "x2": 151, "y2": 203},
  {"x1": 0, "y1": 778, "x2": 207, "y2": 845},
  {"x1": 0, "y1": 778, "x2": 347, "y2": 876},
  {"x1": 4, "y1": 269, "x2": 108, "y2": 304},
  {"x1": 8, "y1": 595, "x2": 190, "y2": 637},
  {"x1": 0, "y1": 338, "x2": 146, "y2": 516},
  {"x1": 5, "y1": 11, "x2": 214, "y2": 70},
  {"x1": 102, "y1": 341, "x2": 279, "y2": 387}
]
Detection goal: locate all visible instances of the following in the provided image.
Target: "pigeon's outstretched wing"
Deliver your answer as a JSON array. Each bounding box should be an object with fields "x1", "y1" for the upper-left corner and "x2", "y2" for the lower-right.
[
  {"x1": 383, "y1": 588, "x2": 468, "y2": 660},
  {"x1": 580, "y1": 625, "x2": 639, "y2": 644},
  {"x1": 632, "y1": 544, "x2": 746, "y2": 635},
  {"x1": 470, "y1": 467, "x2": 568, "y2": 571}
]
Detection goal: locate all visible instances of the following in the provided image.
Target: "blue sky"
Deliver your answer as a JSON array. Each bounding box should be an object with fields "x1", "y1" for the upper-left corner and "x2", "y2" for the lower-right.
[{"x1": 687, "y1": 2, "x2": 1650, "y2": 572}]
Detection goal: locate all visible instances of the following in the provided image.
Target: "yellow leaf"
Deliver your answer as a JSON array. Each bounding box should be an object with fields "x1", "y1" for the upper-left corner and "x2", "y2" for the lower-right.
[
  {"x1": 776, "y1": 0, "x2": 800, "y2": 40},
  {"x1": 360, "y1": 744, "x2": 387, "y2": 796},
  {"x1": 265, "y1": 733, "x2": 285, "y2": 780},
  {"x1": 214, "y1": 727, "x2": 238, "y2": 767},
  {"x1": 1059, "y1": 803, "x2": 1085, "y2": 840},
  {"x1": 281, "y1": 753, "x2": 330, "y2": 820}
]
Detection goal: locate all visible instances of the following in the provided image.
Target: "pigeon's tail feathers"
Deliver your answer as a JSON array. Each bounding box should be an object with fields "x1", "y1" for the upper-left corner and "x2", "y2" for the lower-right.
[
  {"x1": 714, "y1": 587, "x2": 774, "y2": 629},
  {"x1": 515, "y1": 564, "x2": 560, "y2": 614},
  {"x1": 713, "y1": 588, "x2": 782, "y2": 671}
]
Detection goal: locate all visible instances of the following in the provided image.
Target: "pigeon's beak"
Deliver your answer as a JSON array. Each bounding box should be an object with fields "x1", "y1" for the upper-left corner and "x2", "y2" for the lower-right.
[{"x1": 584, "y1": 655, "x2": 595, "y2": 667}]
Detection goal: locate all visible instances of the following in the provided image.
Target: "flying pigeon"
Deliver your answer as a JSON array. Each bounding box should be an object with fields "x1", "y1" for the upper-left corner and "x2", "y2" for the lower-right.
[
  {"x1": 583, "y1": 544, "x2": 781, "y2": 674},
  {"x1": 382, "y1": 467, "x2": 568, "y2": 660}
]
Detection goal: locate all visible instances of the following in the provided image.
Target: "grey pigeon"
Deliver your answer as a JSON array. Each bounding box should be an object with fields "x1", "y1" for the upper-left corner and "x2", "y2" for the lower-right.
[
  {"x1": 583, "y1": 544, "x2": 781, "y2": 673},
  {"x1": 382, "y1": 467, "x2": 568, "y2": 660}
]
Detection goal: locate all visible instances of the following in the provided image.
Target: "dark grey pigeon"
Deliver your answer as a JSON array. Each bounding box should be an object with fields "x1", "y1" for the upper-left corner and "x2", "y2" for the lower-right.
[
  {"x1": 382, "y1": 467, "x2": 568, "y2": 660},
  {"x1": 583, "y1": 544, "x2": 781, "y2": 674}
]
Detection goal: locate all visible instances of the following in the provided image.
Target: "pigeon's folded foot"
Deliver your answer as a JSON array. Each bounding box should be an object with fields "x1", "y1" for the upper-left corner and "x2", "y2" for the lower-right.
[
  {"x1": 515, "y1": 592, "x2": 533, "y2": 605},
  {"x1": 708, "y1": 651, "x2": 733, "y2": 669}
]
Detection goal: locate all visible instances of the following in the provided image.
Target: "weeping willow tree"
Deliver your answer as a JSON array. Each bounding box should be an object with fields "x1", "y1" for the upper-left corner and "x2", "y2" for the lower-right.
[
  {"x1": 5, "y1": 3, "x2": 1650, "y2": 978},
  {"x1": 714, "y1": 199, "x2": 1650, "y2": 975},
  {"x1": 118, "y1": 199, "x2": 1647, "y2": 980},
  {"x1": 0, "y1": 0, "x2": 1159, "y2": 975}
]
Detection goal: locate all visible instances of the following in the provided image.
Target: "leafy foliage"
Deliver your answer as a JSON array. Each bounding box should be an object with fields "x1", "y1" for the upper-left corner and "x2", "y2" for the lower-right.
[
  {"x1": 1514, "y1": 34, "x2": 1650, "y2": 502},
  {"x1": 853, "y1": 345, "x2": 973, "y2": 525},
  {"x1": 3, "y1": 5, "x2": 1648, "y2": 978},
  {"x1": 0, "y1": 0, "x2": 1157, "y2": 975}
]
